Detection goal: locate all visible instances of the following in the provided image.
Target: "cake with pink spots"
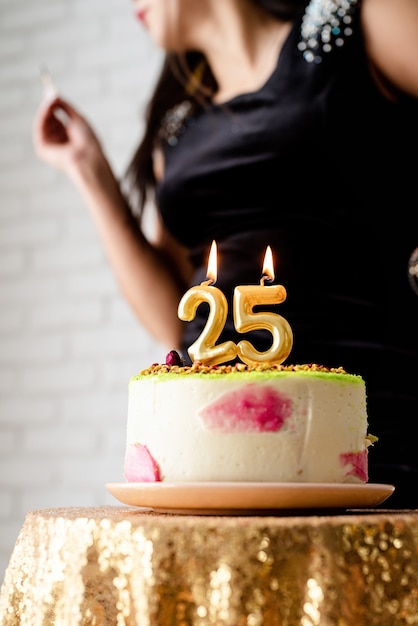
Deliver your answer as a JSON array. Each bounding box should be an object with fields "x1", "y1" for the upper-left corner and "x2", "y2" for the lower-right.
[{"x1": 123, "y1": 353, "x2": 375, "y2": 484}]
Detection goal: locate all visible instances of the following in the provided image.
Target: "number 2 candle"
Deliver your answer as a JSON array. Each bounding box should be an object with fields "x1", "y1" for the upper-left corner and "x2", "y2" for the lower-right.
[{"x1": 178, "y1": 241, "x2": 237, "y2": 365}]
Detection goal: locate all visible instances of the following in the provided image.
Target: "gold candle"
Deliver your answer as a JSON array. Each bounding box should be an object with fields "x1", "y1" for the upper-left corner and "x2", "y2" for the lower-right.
[
  {"x1": 234, "y1": 246, "x2": 293, "y2": 366},
  {"x1": 178, "y1": 241, "x2": 237, "y2": 365}
]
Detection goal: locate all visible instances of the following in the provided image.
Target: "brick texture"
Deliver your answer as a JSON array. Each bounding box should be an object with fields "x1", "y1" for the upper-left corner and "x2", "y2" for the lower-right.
[{"x1": 0, "y1": 0, "x2": 165, "y2": 583}]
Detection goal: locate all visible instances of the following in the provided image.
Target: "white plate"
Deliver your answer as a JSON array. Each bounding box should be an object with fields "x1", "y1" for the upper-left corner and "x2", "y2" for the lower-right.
[{"x1": 105, "y1": 482, "x2": 395, "y2": 515}]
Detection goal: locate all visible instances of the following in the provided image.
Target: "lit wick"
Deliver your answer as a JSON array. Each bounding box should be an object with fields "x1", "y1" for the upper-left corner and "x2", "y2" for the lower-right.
[
  {"x1": 203, "y1": 239, "x2": 217, "y2": 286},
  {"x1": 261, "y1": 245, "x2": 274, "y2": 285}
]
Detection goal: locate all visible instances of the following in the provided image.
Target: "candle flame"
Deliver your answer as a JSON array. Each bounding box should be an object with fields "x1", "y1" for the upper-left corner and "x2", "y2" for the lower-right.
[
  {"x1": 206, "y1": 240, "x2": 217, "y2": 285},
  {"x1": 261, "y1": 246, "x2": 275, "y2": 284}
]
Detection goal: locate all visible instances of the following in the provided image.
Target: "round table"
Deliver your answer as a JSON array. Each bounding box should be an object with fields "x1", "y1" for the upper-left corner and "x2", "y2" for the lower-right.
[{"x1": 1, "y1": 506, "x2": 418, "y2": 625}]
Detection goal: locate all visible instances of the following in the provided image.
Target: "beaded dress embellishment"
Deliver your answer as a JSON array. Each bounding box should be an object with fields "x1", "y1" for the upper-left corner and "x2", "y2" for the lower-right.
[
  {"x1": 298, "y1": 0, "x2": 359, "y2": 63},
  {"x1": 158, "y1": 100, "x2": 193, "y2": 147},
  {"x1": 159, "y1": 0, "x2": 360, "y2": 145}
]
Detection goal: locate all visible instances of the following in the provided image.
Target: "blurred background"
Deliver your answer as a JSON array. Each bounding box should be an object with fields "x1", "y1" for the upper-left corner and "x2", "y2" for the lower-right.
[{"x1": 0, "y1": 0, "x2": 164, "y2": 584}]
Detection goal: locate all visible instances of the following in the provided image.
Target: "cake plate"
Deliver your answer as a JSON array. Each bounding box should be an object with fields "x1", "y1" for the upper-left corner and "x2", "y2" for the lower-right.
[{"x1": 105, "y1": 482, "x2": 395, "y2": 515}]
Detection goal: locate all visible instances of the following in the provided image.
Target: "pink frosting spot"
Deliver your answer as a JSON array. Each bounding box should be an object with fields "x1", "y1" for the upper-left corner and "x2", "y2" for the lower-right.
[
  {"x1": 340, "y1": 450, "x2": 368, "y2": 482},
  {"x1": 199, "y1": 385, "x2": 293, "y2": 433},
  {"x1": 123, "y1": 443, "x2": 161, "y2": 482}
]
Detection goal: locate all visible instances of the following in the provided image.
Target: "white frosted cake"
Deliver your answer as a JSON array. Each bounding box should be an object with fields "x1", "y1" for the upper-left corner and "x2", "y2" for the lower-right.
[{"x1": 123, "y1": 355, "x2": 375, "y2": 484}]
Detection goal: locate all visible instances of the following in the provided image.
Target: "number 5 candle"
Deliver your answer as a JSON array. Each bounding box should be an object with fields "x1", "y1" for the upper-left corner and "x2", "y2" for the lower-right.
[{"x1": 233, "y1": 246, "x2": 293, "y2": 367}]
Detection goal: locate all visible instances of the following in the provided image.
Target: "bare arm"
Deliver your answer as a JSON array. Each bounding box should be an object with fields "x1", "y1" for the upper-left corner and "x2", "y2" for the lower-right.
[
  {"x1": 362, "y1": 0, "x2": 418, "y2": 99},
  {"x1": 33, "y1": 96, "x2": 191, "y2": 350}
]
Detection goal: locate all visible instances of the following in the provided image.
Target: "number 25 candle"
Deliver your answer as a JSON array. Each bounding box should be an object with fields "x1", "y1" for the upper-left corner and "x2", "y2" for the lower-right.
[
  {"x1": 233, "y1": 246, "x2": 293, "y2": 367},
  {"x1": 178, "y1": 241, "x2": 237, "y2": 366}
]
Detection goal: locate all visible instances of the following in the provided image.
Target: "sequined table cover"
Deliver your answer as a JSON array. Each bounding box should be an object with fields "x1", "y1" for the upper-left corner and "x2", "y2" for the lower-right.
[{"x1": 1, "y1": 506, "x2": 418, "y2": 625}]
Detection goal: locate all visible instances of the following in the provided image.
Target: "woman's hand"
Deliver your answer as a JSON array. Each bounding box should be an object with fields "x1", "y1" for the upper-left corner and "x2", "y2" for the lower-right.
[{"x1": 32, "y1": 96, "x2": 106, "y2": 183}]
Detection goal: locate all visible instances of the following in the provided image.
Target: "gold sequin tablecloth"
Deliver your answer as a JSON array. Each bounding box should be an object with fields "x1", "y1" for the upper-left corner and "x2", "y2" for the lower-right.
[{"x1": 1, "y1": 506, "x2": 418, "y2": 625}]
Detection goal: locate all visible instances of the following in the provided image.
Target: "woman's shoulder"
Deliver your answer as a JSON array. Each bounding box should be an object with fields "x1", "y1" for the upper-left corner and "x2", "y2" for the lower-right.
[
  {"x1": 297, "y1": 0, "x2": 418, "y2": 100},
  {"x1": 361, "y1": 0, "x2": 418, "y2": 100}
]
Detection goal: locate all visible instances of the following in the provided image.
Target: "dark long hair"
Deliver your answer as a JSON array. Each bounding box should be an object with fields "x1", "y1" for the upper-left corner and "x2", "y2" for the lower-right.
[{"x1": 123, "y1": 0, "x2": 309, "y2": 216}]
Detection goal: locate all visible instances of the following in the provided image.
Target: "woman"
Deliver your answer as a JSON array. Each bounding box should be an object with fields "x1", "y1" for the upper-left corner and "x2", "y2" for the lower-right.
[{"x1": 33, "y1": 0, "x2": 418, "y2": 506}]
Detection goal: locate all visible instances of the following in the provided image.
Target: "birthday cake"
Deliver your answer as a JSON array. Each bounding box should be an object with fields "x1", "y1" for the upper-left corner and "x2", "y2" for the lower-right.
[
  {"x1": 123, "y1": 241, "x2": 376, "y2": 484},
  {"x1": 123, "y1": 353, "x2": 375, "y2": 484}
]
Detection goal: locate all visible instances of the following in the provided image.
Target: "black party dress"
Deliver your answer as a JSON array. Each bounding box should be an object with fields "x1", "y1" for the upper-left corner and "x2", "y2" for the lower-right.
[{"x1": 156, "y1": 0, "x2": 418, "y2": 507}]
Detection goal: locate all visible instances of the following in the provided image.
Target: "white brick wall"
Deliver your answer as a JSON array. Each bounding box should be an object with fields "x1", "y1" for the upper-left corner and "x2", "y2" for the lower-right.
[{"x1": 0, "y1": 0, "x2": 165, "y2": 584}]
